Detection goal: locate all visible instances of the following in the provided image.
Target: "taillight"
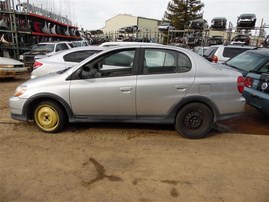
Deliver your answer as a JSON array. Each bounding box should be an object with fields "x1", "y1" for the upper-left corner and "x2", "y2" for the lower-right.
[
  {"x1": 244, "y1": 76, "x2": 253, "y2": 88},
  {"x1": 33, "y1": 61, "x2": 43, "y2": 69},
  {"x1": 212, "y1": 55, "x2": 218, "y2": 63},
  {"x1": 237, "y1": 76, "x2": 245, "y2": 93}
]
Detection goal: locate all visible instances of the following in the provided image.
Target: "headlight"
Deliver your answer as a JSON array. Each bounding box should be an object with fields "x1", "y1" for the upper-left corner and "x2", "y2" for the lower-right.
[{"x1": 14, "y1": 85, "x2": 27, "y2": 97}]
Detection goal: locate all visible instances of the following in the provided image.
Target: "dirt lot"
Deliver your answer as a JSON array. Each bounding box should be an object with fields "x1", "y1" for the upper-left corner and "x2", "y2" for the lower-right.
[{"x1": 0, "y1": 74, "x2": 269, "y2": 202}]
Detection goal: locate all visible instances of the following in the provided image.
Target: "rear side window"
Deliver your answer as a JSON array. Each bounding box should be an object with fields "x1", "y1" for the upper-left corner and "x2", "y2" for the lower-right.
[
  {"x1": 143, "y1": 49, "x2": 191, "y2": 74},
  {"x1": 64, "y1": 50, "x2": 101, "y2": 62},
  {"x1": 223, "y1": 47, "x2": 250, "y2": 58},
  {"x1": 203, "y1": 47, "x2": 218, "y2": 58},
  {"x1": 56, "y1": 43, "x2": 69, "y2": 52}
]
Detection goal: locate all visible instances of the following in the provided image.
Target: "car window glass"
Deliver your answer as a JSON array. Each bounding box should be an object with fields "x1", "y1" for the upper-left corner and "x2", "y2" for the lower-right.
[
  {"x1": 32, "y1": 44, "x2": 54, "y2": 52},
  {"x1": 227, "y1": 52, "x2": 268, "y2": 71},
  {"x1": 143, "y1": 49, "x2": 191, "y2": 74},
  {"x1": 203, "y1": 47, "x2": 217, "y2": 58},
  {"x1": 64, "y1": 50, "x2": 101, "y2": 62},
  {"x1": 80, "y1": 49, "x2": 135, "y2": 79},
  {"x1": 223, "y1": 47, "x2": 251, "y2": 58},
  {"x1": 56, "y1": 44, "x2": 62, "y2": 52},
  {"x1": 56, "y1": 44, "x2": 69, "y2": 52},
  {"x1": 259, "y1": 61, "x2": 269, "y2": 73}
]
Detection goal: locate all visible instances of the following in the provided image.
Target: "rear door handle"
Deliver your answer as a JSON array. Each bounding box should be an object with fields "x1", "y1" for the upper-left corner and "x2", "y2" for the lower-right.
[{"x1": 120, "y1": 87, "x2": 133, "y2": 93}]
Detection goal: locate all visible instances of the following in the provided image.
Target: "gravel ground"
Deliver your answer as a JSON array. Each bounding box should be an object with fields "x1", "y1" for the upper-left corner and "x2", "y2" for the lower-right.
[{"x1": 0, "y1": 74, "x2": 268, "y2": 202}]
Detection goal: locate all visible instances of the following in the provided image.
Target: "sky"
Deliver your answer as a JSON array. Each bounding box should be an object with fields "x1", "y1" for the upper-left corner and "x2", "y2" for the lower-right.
[
  {"x1": 70, "y1": 0, "x2": 269, "y2": 31},
  {"x1": 24, "y1": 0, "x2": 269, "y2": 31}
]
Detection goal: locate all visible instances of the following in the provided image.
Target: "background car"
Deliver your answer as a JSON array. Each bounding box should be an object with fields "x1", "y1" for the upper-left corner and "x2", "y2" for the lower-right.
[
  {"x1": 119, "y1": 25, "x2": 139, "y2": 33},
  {"x1": 203, "y1": 44, "x2": 255, "y2": 63},
  {"x1": 231, "y1": 34, "x2": 251, "y2": 45},
  {"x1": 243, "y1": 72, "x2": 269, "y2": 115},
  {"x1": 31, "y1": 46, "x2": 105, "y2": 78},
  {"x1": 237, "y1": 13, "x2": 256, "y2": 28},
  {"x1": 158, "y1": 22, "x2": 175, "y2": 31},
  {"x1": 222, "y1": 48, "x2": 269, "y2": 76},
  {"x1": 0, "y1": 57, "x2": 28, "y2": 78},
  {"x1": 22, "y1": 41, "x2": 72, "y2": 70},
  {"x1": 10, "y1": 44, "x2": 245, "y2": 139},
  {"x1": 193, "y1": 46, "x2": 209, "y2": 56},
  {"x1": 188, "y1": 19, "x2": 208, "y2": 29},
  {"x1": 72, "y1": 40, "x2": 91, "y2": 47},
  {"x1": 207, "y1": 35, "x2": 224, "y2": 46},
  {"x1": 210, "y1": 17, "x2": 227, "y2": 29}
]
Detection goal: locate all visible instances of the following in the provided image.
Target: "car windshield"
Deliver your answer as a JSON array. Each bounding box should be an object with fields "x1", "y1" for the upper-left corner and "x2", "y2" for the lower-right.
[
  {"x1": 32, "y1": 44, "x2": 54, "y2": 52},
  {"x1": 226, "y1": 52, "x2": 269, "y2": 72}
]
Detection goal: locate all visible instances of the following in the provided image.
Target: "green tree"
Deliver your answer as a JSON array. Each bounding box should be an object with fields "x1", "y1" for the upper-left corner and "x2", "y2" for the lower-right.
[{"x1": 163, "y1": 0, "x2": 204, "y2": 30}]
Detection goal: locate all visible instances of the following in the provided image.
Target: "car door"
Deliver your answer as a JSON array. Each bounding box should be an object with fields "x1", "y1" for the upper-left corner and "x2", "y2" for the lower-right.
[
  {"x1": 69, "y1": 48, "x2": 137, "y2": 119},
  {"x1": 136, "y1": 48, "x2": 195, "y2": 118}
]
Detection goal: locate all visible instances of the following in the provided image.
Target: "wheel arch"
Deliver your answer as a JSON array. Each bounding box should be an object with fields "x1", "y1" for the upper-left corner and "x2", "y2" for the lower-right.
[
  {"x1": 169, "y1": 96, "x2": 220, "y2": 123},
  {"x1": 22, "y1": 93, "x2": 74, "y2": 121}
]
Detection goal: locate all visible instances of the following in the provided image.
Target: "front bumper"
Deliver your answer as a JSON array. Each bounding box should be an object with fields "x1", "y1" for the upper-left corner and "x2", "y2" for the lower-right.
[
  {"x1": 9, "y1": 96, "x2": 28, "y2": 121},
  {"x1": 0, "y1": 67, "x2": 28, "y2": 78}
]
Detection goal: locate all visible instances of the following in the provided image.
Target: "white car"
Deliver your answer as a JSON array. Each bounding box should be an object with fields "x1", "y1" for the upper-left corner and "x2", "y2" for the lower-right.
[
  {"x1": 22, "y1": 41, "x2": 73, "y2": 69},
  {"x1": 0, "y1": 57, "x2": 28, "y2": 78},
  {"x1": 31, "y1": 46, "x2": 105, "y2": 78},
  {"x1": 99, "y1": 41, "x2": 159, "y2": 47}
]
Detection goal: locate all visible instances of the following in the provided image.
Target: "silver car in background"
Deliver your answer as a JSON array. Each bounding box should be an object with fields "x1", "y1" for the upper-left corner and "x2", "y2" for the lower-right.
[
  {"x1": 31, "y1": 46, "x2": 105, "y2": 78},
  {"x1": 9, "y1": 44, "x2": 245, "y2": 139}
]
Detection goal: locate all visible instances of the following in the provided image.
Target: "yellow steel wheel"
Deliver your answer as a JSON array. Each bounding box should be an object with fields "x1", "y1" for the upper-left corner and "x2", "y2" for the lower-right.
[{"x1": 34, "y1": 101, "x2": 65, "y2": 133}]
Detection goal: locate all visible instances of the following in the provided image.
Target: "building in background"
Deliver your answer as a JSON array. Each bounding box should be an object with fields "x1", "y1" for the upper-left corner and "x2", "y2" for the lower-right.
[{"x1": 101, "y1": 14, "x2": 161, "y2": 42}]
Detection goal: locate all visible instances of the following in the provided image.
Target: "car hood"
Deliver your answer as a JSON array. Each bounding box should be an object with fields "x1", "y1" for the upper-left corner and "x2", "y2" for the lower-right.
[
  {"x1": 24, "y1": 70, "x2": 69, "y2": 87},
  {"x1": 27, "y1": 50, "x2": 51, "y2": 55},
  {"x1": 0, "y1": 57, "x2": 24, "y2": 65}
]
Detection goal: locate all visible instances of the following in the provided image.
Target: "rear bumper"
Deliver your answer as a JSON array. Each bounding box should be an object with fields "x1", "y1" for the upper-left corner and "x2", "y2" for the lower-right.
[{"x1": 243, "y1": 90, "x2": 269, "y2": 113}]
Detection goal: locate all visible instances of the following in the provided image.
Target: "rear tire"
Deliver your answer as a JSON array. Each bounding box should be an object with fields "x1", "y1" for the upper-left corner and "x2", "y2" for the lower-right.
[
  {"x1": 33, "y1": 101, "x2": 66, "y2": 133},
  {"x1": 175, "y1": 103, "x2": 213, "y2": 139}
]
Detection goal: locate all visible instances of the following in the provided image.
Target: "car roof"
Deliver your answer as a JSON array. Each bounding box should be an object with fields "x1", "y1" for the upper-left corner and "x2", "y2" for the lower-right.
[
  {"x1": 99, "y1": 41, "x2": 160, "y2": 47},
  {"x1": 209, "y1": 44, "x2": 255, "y2": 49},
  {"x1": 239, "y1": 13, "x2": 256, "y2": 17},
  {"x1": 212, "y1": 17, "x2": 226, "y2": 20},
  {"x1": 38, "y1": 41, "x2": 70, "y2": 45},
  {"x1": 36, "y1": 46, "x2": 106, "y2": 61}
]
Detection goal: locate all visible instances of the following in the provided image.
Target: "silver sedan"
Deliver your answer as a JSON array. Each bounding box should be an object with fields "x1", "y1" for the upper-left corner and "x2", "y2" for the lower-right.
[{"x1": 10, "y1": 44, "x2": 245, "y2": 139}]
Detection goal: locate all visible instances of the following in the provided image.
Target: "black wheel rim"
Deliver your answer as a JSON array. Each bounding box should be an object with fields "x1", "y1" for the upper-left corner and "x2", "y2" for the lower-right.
[{"x1": 184, "y1": 111, "x2": 204, "y2": 129}]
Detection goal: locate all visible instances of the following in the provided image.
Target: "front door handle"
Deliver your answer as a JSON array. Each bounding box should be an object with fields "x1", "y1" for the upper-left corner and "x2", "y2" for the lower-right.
[{"x1": 175, "y1": 85, "x2": 187, "y2": 92}]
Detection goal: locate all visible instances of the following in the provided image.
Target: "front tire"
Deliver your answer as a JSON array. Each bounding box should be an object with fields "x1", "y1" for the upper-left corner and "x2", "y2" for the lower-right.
[
  {"x1": 175, "y1": 103, "x2": 213, "y2": 139},
  {"x1": 33, "y1": 101, "x2": 66, "y2": 133}
]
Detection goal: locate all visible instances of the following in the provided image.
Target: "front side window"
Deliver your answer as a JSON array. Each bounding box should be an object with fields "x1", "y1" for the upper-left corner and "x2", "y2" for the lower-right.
[
  {"x1": 78, "y1": 49, "x2": 136, "y2": 79},
  {"x1": 143, "y1": 49, "x2": 191, "y2": 74}
]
